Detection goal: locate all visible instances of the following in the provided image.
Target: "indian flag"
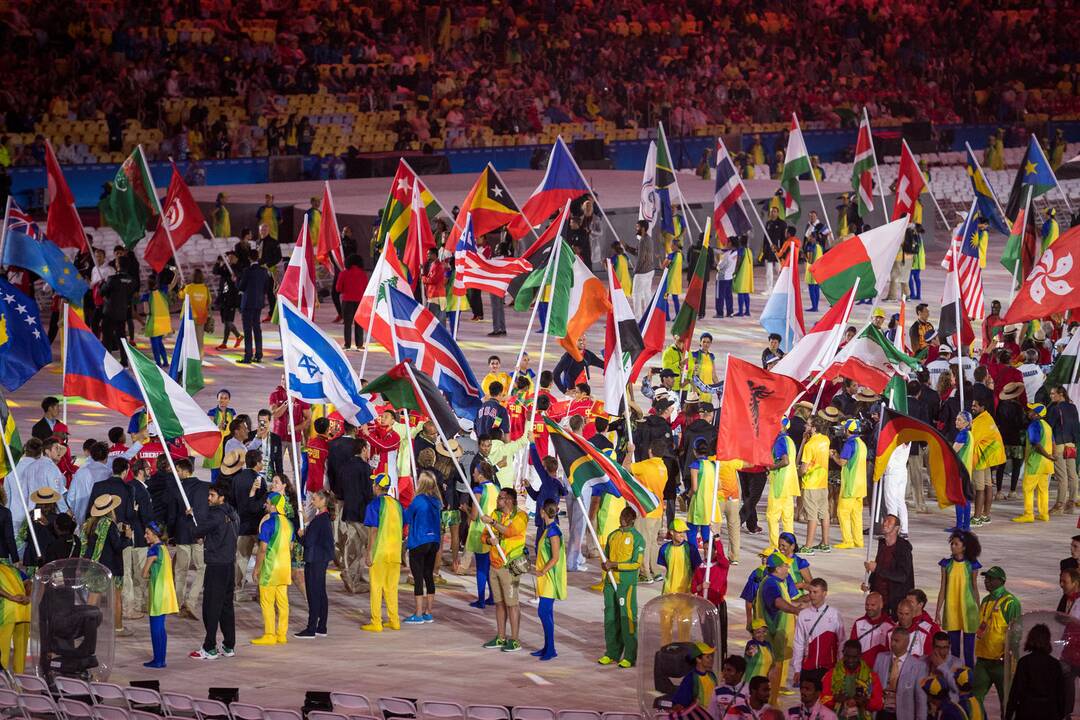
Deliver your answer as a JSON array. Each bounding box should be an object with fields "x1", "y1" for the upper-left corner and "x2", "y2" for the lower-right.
[
  {"x1": 124, "y1": 340, "x2": 220, "y2": 457},
  {"x1": 809, "y1": 217, "x2": 908, "y2": 303},
  {"x1": 168, "y1": 295, "x2": 204, "y2": 395},
  {"x1": 822, "y1": 324, "x2": 920, "y2": 393},
  {"x1": 780, "y1": 114, "x2": 812, "y2": 222}
]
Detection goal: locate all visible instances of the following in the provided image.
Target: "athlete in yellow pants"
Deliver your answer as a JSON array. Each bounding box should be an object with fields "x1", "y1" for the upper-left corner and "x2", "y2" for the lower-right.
[
  {"x1": 766, "y1": 420, "x2": 799, "y2": 548},
  {"x1": 252, "y1": 493, "x2": 293, "y2": 645},
  {"x1": 657, "y1": 519, "x2": 702, "y2": 645},
  {"x1": 1014, "y1": 403, "x2": 1054, "y2": 523},
  {"x1": 363, "y1": 474, "x2": 403, "y2": 632},
  {"x1": 831, "y1": 419, "x2": 867, "y2": 549},
  {"x1": 0, "y1": 560, "x2": 30, "y2": 672}
]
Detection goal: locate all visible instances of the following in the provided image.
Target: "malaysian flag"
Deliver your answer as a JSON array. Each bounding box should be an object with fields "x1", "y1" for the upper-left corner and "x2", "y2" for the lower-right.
[
  {"x1": 454, "y1": 213, "x2": 531, "y2": 297},
  {"x1": 713, "y1": 138, "x2": 752, "y2": 246},
  {"x1": 941, "y1": 199, "x2": 985, "y2": 321}
]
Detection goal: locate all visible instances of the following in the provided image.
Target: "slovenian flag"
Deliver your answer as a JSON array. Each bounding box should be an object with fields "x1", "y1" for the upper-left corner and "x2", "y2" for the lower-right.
[{"x1": 63, "y1": 306, "x2": 143, "y2": 415}]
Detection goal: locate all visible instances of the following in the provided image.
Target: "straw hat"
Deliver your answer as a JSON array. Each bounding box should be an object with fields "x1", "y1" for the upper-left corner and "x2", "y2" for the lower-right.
[
  {"x1": 817, "y1": 406, "x2": 842, "y2": 422},
  {"x1": 90, "y1": 494, "x2": 121, "y2": 517},
  {"x1": 30, "y1": 487, "x2": 61, "y2": 505},
  {"x1": 793, "y1": 401, "x2": 814, "y2": 415},
  {"x1": 855, "y1": 388, "x2": 880, "y2": 403},
  {"x1": 999, "y1": 382, "x2": 1025, "y2": 401},
  {"x1": 683, "y1": 391, "x2": 701, "y2": 404},
  {"x1": 435, "y1": 439, "x2": 463, "y2": 460},
  {"x1": 220, "y1": 450, "x2": 245, "y2": 476}
]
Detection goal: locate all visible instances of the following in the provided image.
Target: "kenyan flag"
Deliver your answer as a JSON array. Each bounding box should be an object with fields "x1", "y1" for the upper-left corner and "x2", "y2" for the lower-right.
[{"x1": 104, "y1": 147, "x2": 158, "y2": 248}]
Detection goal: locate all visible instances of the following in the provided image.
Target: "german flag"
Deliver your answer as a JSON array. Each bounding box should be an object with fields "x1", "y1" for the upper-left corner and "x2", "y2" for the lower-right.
[
  {"x1": 874, "y1": 408, "x2": 972, "y2": 507},
  {"x1": 447, "y1": 163, "x2": 522, "y2": 249},
  {"x1": 377, "y1": 159, "x2": 444, "y2": 258}
]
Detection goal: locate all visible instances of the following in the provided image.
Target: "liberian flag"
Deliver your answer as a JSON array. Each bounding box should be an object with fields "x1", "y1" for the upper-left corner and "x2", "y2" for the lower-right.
[
  {"x1": 603, "y1": 264, "x2": 645, "y2": 416},
  {"x1": 123, "y1": 340, "x2": 220, "y2": 457},
  {"x1": 168, "y1": 295, "x2": 204, "y2": 395},
  {"x1": 758, "y1": 249, "x2": 805, "y2": 352},
  {"x1": 809, "y1": 217, "x2": 908, "y2": 303},
  {"x1": 454, "y1": 213, "x2": 532, "y2": 297},
  {"x1": 63, "y1": 306, "x2": 142, "y2": 415},
  {"x1": 772, "y1": 286, "x2": 857, "y2": 382},
  {"x1": 851, "y1": 115, "x2": 875, "y2": 217},
  {"x1": 713, "y1": 137, "x2": 752, "y2": 246},
  {"x1": 821, "y1": 324, "x2": 920, "y2": 393},
  {"x1": 629, "y1": 267, "x2": 670, "y2": 383},
  {"x1": 780, "y1": 114, "x2": 812, "y2": 222},
  {"x1": 279, "y1": 217, "x2": 317, "y2": 319},
  {"x1": 508, "y1": 136, "x2": 591, "y2": 239}
]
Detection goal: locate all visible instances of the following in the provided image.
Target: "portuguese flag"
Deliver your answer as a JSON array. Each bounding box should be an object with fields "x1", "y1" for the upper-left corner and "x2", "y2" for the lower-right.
[
  {"x1": 361, "y1": 360, "x2": 461, "y2": 441},
  {"x1": 104, "y1": 146, "x2": 158, "y2": 249},
  {"x1": 809, "y1": 217, "x2": 908, "y2": 303},
  {"x1": 671, "y1": 217, "x2": 713, "y2": 351},
  {"x1": 875, "y1": 408, "x2": 972, "y2": 507}
]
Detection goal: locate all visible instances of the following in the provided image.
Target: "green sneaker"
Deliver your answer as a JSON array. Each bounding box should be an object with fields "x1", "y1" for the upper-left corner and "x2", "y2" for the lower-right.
[
  {"x1": 597, "y1": 655, "x2": 615, "y2": 665},
  {"x1": 618, "y1": 659, "x2": 633, "y2": 668},
  {"x1": 798, "y1": 545, "x2": 816, "y2": 555},
  {"x1": 501, "y1": 639, "x2": 522, "y2": 652},
  {"x1": 816, "y1": 544, "x2": 832, "y2": 553},
  {"x1": 482, "y1": 636, "x2": 505, "y2": 650},
  {"x1": 971, "y1": 517, "x2": 984, "y2": 527}
]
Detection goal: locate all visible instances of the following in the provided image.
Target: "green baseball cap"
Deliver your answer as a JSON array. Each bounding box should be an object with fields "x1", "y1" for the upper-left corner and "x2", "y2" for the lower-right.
[{"x1": 982, "y1": 566, "x2": 1006, "y2": 581}]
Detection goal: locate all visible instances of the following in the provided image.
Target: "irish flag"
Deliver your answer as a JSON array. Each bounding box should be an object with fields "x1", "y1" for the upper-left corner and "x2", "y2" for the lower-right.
[
  {"x1": 809, "y1": 217, "x2": 908, "y2": 303},
  {"x1": 821, "y1": 324, "x2": 920, "y2": 393},
  {"x1": 167, "y1": 295, "x2": 204, "y2": 395},
  {"x1": 124, "y1": 340, "x2": 220, "y2": 457},
  {"x1": 780, "y1": 115, "x2": 812, "y2": 222},
  {"x1": 772, "y1": 286, "x2": 856, "y2": 382}
]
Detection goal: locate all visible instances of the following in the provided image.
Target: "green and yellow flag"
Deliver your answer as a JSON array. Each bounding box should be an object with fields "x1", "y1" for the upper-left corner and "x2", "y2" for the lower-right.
[
  {"x1": 377, "y1": 159, "x2": 444, "y2": 258},
  {"x1": 103, "y1": 147, "x2": 158, "y2": 248},
  {"x1": 0, "y1": 392, "x2": 23, "y2": 479}
]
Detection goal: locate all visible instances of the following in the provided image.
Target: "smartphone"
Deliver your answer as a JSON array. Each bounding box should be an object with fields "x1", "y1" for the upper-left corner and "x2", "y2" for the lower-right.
[{"x1": 31, "y1": 509, "x2": 43, "y2": 522}]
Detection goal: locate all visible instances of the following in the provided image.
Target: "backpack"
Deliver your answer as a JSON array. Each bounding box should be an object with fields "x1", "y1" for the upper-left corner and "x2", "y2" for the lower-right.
[{"x1": 902, "y1": 230, "x2": 920, "y2": 256}]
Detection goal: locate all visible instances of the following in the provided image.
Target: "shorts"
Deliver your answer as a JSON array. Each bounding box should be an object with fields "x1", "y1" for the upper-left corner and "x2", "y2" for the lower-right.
[
  {"x1": 802, "y1": 487, "x2": 829, "y2": 521},
  {"x1": 972, "y1": 467, "x2": 991, "y2": 491},
  {"x1": 489, "y1": 566, "x2": 520, "y2": 606},
  {"x1": 441, "y1": 509, "x2": 461, "y2": 531}
]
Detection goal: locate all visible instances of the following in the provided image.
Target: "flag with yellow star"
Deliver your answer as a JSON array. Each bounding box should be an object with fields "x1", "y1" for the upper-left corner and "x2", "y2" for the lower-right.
[
  {"x1": 0, "y1": 278, "x2": 52, "y2": 391},
  {"x1": 2, "y1": 201, "x2": 88, "y2": 305},
  {"x1": 1006, "y1": 136, "x2": 1058, "y2": 222}
]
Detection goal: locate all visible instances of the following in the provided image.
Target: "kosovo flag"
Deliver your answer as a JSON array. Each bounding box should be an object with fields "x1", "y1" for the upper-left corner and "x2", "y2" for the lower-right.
[
  {"x1": 0, "y1": 278, "x2": 53, "y2": 391},
  {"x1": 1005, "y1": 136, "x2": 1058, "y2": 221},
  {"x1": 965, "y1": 148, "x2": 1010, "y2": 234}
]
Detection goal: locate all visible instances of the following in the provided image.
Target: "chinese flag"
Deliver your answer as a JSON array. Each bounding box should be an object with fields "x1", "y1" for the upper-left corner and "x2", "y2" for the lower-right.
[
  {"x1": 715, "y1": 356, "x2": 805, "y2": 467},
  {"x1": 145, "y1": 165, "x2": 205, "y2": 273}
]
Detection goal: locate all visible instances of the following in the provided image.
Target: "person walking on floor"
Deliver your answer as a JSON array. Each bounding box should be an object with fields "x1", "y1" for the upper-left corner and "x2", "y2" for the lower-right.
[
  {"x1": 362, "y1": 473, "x2": 403, "y2": 632},
  {"x1": 190, "y1": 481, "x2": 238, "y2": 660},
  {"x1": 403, "y1": 471, "x2": 442, "y2": 625},
  {"x1": 533, "y1": 498, "x2": 566, "y2": 661},
  {"x1": 141, "y1": 521, "x2": 178, "y2": 668}
]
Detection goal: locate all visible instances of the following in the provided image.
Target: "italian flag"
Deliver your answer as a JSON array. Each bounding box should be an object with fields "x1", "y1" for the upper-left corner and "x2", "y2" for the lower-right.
[
  {"x1": 168, "y1": 295, "x2": 204, "y2": 395},
  {"x1": 822, "y1": 324, "x2": 920, "y2": 393},
  {"x1": 809, "y1": 217, "x2": 908, "y2": 303},
  {"x1": 851, "y1": 115, "x2": 875, "y2": 217},
  {"x1": 780, "y1": 115, "x2": 812, "y2": 222},
  {"x1": 125, "y1": 340, "x2": 220, "y2": 457}
]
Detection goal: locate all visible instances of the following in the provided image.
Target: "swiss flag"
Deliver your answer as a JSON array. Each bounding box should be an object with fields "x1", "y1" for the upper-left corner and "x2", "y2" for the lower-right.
[
  {"x1": 145, "y1": 166, "x2": 205, "y2": 272},
  {"x1": 892, "y1": 142, "x2": 926, "y2": 221},
  {"x1": 44, "y1": 142, "x2": 88, "y2": 251},
  {"x1": 715, "y1": 356, "x2": 804, "y2": 467},
  {"x1": 1004, "y1": 224, "x2": 1080, "y2": 324}
]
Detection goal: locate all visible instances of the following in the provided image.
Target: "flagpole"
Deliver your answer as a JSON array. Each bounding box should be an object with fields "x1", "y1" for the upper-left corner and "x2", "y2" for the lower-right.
[
  {"x1": 558, "y1": 136, "x2": 622, "y2": 243},
  {"x1": 150, "y1": 152, "x2": 185, "y2": 285},
  {"x1": 61, "y1": 302, "x2": 69, "y2": 426},
  {"x1": 951, "y1": 241, "x2": 966, "y2": 412},
  {"x1": 864, "y1": 397, "x2": 890, "y2": 570},
  {"x1": 793, "y1": 114, "x2": 835, "y2": 241},
  {"x1": 203, "y1": 222, "x2": 236, "y2": 281},
  {"x1": 527, "y1": 238, "x2": 564, "y2": 432},
  {"x1": 0, "y1": 196, "x2": 12, "y2": 266},
  {"x1": 1009, "y1": 187, "x2": 1033, "y2": 304},
  {"x1": 1, "y1": 431, "x2": 40, "y2": 558},
  {"x1": 606, "y1": 260, "x2": 635, "y2": 447},
  {"x1": 378, "y1": 281, "x2": 417, "y2": 497},
  {"x1": 659, "y1": 122, "x2": 704, "y2": 235},
  {"x1": 275, "y1": 303, "x2": 307, "y2": 530},
  {"x1": 863, "y1": 107, "x2": 890, "y2": 219},
  {"x1": 121, "y1": 339, "x2": 195, "y2": 522},
  {"x1": 718, "y1": 136, "x2": 771, "y2": 242},
  {"x1": 964, "y1": 142, "x2": 1009, "y2": 224},
  {"x1": 805, "y1": 277, "x2": 862, "y2": 415},
  {"x1": 507, "y1": 234, "x2": 559, "y2": 395},
  {"x1": 1033, "y1": 136, "x2": 1072, "y2": 212},
  {"x1": 576, "y1": 494, "x2": 618, "y2": 591},
  {"x1": 701, "y1": 456, "x2": 723, "y2": 593}
]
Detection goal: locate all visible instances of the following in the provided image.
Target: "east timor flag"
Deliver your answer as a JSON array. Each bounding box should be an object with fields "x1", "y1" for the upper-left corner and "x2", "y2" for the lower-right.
[
  {"x1": 447, "y1": 163, "x2": 521, "y2": 249},
  {"x1": 875, "y1": 408, "x2": 972, "y2": 507}
]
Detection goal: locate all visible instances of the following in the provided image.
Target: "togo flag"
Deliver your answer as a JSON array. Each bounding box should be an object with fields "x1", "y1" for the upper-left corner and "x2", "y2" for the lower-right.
[
  {"x1": 809, "y1": 217, "x2": 908, "y2": 303},
  {"x1": 123, "y1": 340, "x2": 221, "y2": 457},
  {"x1": 168, "y1": 295, "x2": 204, "y2": 395}
]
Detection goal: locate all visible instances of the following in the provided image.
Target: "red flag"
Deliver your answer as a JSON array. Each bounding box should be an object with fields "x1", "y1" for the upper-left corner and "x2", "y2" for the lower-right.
[
  {"x1": 44, "y1": 141, "x2": 88, "y2": 251},
  {"x1": 446, "y1": 164, "x2": 522, "y2": 250},
  {"x1": 519, "y1": 203, "x2": 569, "y2": 262},
  {"x1": 401, "y1": 177, "x2": 435, "y2": 286},
  {"x1": 315, "y1": 181, "x2": 343, "y2": 272},
  {"x1": 279, "y1": 218, "x2": 318, "y2": 319},
  {"x1": 1003, "y1": 225, "x2": 1080, "y2": 324},
  {"x1": 891, "y1": 142, "x2": 926, "y2": 221},
  {"x1": 715, "y1": 356, "x2": 804, "y2": 466},
  {"x1": 145, "y1": 165, "x2": 205, "y2": 273}
]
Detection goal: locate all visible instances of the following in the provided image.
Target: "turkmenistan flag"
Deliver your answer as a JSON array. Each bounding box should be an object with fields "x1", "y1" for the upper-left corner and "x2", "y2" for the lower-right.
[
  {"x1": 168, "y1": 296, "x2": 204, "y2": 395},
  {"x1": 780, "y1": 115, "x2": 812, "y2": 222},
  {"x1": 377, "y1": 159, "x2": 444, "y2": 258},
  {"x1": 124, "y1": 340, "x2": 220, "y2": 457},
  {"x1": 104, "y1": 147, "x2": 158, "y2": 248},
  {"x1": 671, "y1": 218, "x2": 712, "y2": 350},
  {"x1": 0, "y1": 391, "x2": 22, "y2": 479},
  {"x1": 1045, "y1": 328, "x2": 1080, "y2": 404}
]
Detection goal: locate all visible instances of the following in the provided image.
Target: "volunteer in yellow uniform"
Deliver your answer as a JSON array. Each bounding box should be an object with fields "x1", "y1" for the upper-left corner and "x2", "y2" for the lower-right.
[
  {"x1": 831, "y1": 419, "x2": 867, "y2": 548},
  {"x1": 252, "y1": 492, "x2": 294, "y2": 645},
  {"x1": 799, "y1": 418, "x2": 832, "y2": 553},
  {"x1": 362, "y1": 473, "x2": 403, "y2": 632},
  {"x1": 1014, "y1": 403, "x2": 1054, "y2": 522},
  {"x1": 765, "y1": 419, "x2": 800, "y2": 548}
]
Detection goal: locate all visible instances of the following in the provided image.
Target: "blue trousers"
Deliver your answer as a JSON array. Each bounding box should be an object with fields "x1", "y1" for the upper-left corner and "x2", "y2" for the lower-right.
[
  {"x1": 537, "y1": 302, "x2": 548, "y2": 333},
  {"x1": 908, "y1": 269, "x2": 922, "y2": 299},
  {"x1": 304, "y1": 562, "x2": 328, "y2": 633},
  {"x1": 149, "y1": 614, "x2": 167, "y2": 665},
  {"x1": 737, "y1": 293, "x2": 750, "y2": 316},
  {"x1": 687, "y1": 523, "x2": 711, "y2": 549},
  {"x1": 665, "y1": 295, "x2": 681, "y2": 320},
  {"x1": 150, "y1": 336, "x2": 168, "y2": 366},
  {"x1": 715, "y1": 280, "x2": 733, "y2": 316},
  {"x1": 537, "y1": 597, "x2": 557, "y2": 659},
  {"x1": 474, "y1": 553, "x2": 492, "y2": 604},
  {"x1": 955, "y1": 502, "x2": 971, "y2": 531},
  {"x1": 808, "y1": 284, "x2": 820, "y2": 311},
  {"x1": 949, "y1": 630, "x2": 976, "y2": 669}
]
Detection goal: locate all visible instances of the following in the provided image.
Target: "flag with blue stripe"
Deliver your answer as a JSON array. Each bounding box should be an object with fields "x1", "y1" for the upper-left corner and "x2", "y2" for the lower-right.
[
  {"x1": 965, "y1": 148, "x2": 1009, "y2": 234},
  {"x1": 3, "y1": 201, "x2": 89, "y2": 305},
  {"x1": 0, "y1": 278, "x2": 52, "y2": 391}
]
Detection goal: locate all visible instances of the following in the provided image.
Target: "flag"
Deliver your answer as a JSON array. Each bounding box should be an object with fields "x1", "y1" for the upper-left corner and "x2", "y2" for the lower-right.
[
  {"x1": 104, "y1": 147, "x2": 158, "y2": 248},
  {"x1": 655, "y1": 124, "x2": 677, "y2": 236},
  {"x1": 713, "y1": 138, "x2": 752, "y2": 245},
  {"x1": 315, "y1": 182, "x2": 344, "y2": 272},
  {"x1": 772, "y1": 286, "x2": 856, "y2": 382},
  {"x1": 822, "y1": 324, "x2": 920, "y2": 393},
  {"x1": 454, "y1": 213, "x2": 531, "y2": 297},
  {"x1": 759, "y1": 251, "x2": 805, "y2": 352},
  {"x1": 639, "y1": 141, "x2": 659, "y2": 234},
  {"x1": 376, "y1": 159, "x2": 443, "y2": 257},
  {"x1": 543, "y1": 416, "x2": 659, "y2": 515},
  {"x1": 603, "y1": 266, "x2": 646, "y2": 416},
  {"x1": 1045, "y1": 328, "x2": 1080, "y2": 405},
  {"x1": 875, "y1": 408, "x2": 972, "y2": 507},
  {"x1": 809, "y1": 217, "x2": 908, "y2": 303},
  {"x1": 44, "y1": 141, "x2": 88, "y2": 251},
  {"x1": 145, "y1": 164, "x2": 205, "y2": 273},
  {"x1": 629, "y1": 267, "x2": 671, "y2": 383},
  {"x1": 715, "y1": 356, "x2": 804, "y2": 466},
  {"x1": 965, "y1": 147, "x2": 1009, "y2": 234},
  {"x1": 892, "y1": 142, "x2": 926, "y2": 221},
  {"x1": 1006, "y1": 136, "x2": 1058, "y2": 221},
  {"x1": 362, "y1": 361, "x2": 462, "y2": 441},
  {"x1": 278, "y1": 298, "x2": 375, "y2": 427},
  {"x1": 671, "y1": 218, "x2": 713, "y2": 351},
  {"x1": 278, "y1": 218, "x2": 318, "y2": 319},
  {"x1": 780, "y1": 115, "x2": 812, "y2": 222},
  {"x1": 447, "y1": 164, "x2": 522, "y2": 249},
  {"x1": 3, "y1": 202, "x2": 89, "y2": 304},
  {"x1": 401, "y1": 177, "x2": 437, "y2": 286},
  {"x1": 939, "y1": 202, "x2": 984, "y2": 339},
  {"x1": 1000, "y1": 187, "x2": 1039, "y2": 285},
  {"x1": 123, "y1": 340, "x2": 221, "y2": 457},
  {"x1": 385, "y1": 285, "x2": 482, "y2": 419},
  {"x1": 508, "y1": 137, "x2": 591, "y2": 239},
  {"x1": 0, "y1": 278, "x2": 52, "y2": 391},
  {"x1": 64, "y1": 306, "x2": 142, "y2": 415},
  {"x1": 168, "y1": 296, "x2": 204, "y2": 395},
  {"x1": 883, "y1": 375, "x2": 909, "y2": 414},
  {"x1": 354, "y1": 239, "x2": 412, "y2": 344},
  {"x1": 894, "y1": 296, "x2": 909, "y2": 354},
  {"x1": 851, "y1": 115, "x2": 875, "y2": 216},
  {"x1": 1004, "y1": 224, "x2": 1080, "y2": 324},
  {"x1": 0, "y1": 391, "x2": 21, "y2": 479}
]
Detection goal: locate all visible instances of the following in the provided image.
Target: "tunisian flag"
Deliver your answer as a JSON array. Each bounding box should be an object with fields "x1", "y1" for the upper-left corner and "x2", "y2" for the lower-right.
[
  {"x1": 44, "y1": 141, "x2": 88, "y2": 251},
  {"x1": 145, "y1": 166, "x2": 205, "y2": 272},
  {"x1": 715, "y1": 356, "x2": 804, "y2": 467},
  {"x1": 1003, "y1": 224, "x2": 1080, "y2": 324}
]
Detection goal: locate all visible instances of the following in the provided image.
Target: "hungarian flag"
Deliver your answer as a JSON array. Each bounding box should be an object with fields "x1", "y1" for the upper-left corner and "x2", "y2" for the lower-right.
[
  {"x1": 715, "y1": 356, "x2": 804, "y2": 466},
  {"x1": 168, "y1": 296, "x2": 204, "y2": 395},
  {"x1": 278, "y1": 217, "x2": 318, "y2": 319},
  {"x1": 64, "y1": 306, "x2": 142, "y2": 415},
  {"x1": 315, "y1": 181, "x2": 343, "y2": 272},
  {"x1": 875, "y1": 408, "x2": 972, "y2": 507},
  {"x1": 758, "y1": 249, "x2": 805, "y2": 352},
  {"x1": 508, "y1": 137, "x2": 591, "y2": 239},
  {"x1": 0, "y1": 391, "x2": 23, "y2": 479},
  {"x1": 145, "y1": 164, "x2": 204, "y2": 273},
  {"x1": 1005, "y1": 136, "x2": 1058, "y2": 222},
  {"x1": 104, "y1": 147, "x2": 158, "y2": 249},
  {"x1": 822, "y1": 324, "x2": 920, "y2": 393},
  {"x1": 447, "y1": 163, "x2": 522, "y2": 249},
  {"x1": 629, "y1": 267, "x2": 671, "y2": 383},
  {"x1": 44, "y1": 141, "x2": 88, "y2": 251},
  {"x1": 123, "y1": 340, "x2": 220, "y2": 457},
  {"x1": 851, "y1": 115, "x2": 875, "y2": 216},
  {"x1": 543, "y1": 416, "x2": 659, "y2": 514},
  {"x1": 377, "y1": 159, "x2": 443, "y2": 257},
  {"x1": 780, "y1": 114, "x2": 812, "y2": 222},
  {"x1": 809, "y1": 217, "x2": 907, "y2": 303},
  {"x1": 671, "y1": 218, "x2": 713, "y2": 351},
  {"x1": 772, "y1": 286, "x2": 856, "y2": 383},
  {"x1": 362, "y1": 360, "x2": 462, "y2": 441},
  {"x1": 892, "y1": 141, "x2": 926, "y2": 221},
  {"x1": 401, "y1": 177, "x2": 436, "y2": 286},
  {"x1": 603, "y1": 266, "x2": 645, "y2": 416},
  {"x1": 1045, "y1": 328, "x2": 1080, "y2": 405},
  {"x1": 1003, "y1": 224, "x2": 1080, "y2": 324}
]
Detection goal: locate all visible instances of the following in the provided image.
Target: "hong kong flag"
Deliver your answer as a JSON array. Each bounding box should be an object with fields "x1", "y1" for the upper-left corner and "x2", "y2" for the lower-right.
[
  {"x1": 715, "y1": 356, "x2": 804, "y2": 467},
  {"x1": 1003, "y1": 224, "x2": 1080, "y2": 324},
  {"x1": 145, "y1": 165, "x2": 205, "y2": 272}
]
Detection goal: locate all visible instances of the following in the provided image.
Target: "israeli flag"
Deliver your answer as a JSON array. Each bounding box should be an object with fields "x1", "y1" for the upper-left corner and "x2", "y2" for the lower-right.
[{"x1": 279, "y1": 298, "x2": 375, "y2": 426}]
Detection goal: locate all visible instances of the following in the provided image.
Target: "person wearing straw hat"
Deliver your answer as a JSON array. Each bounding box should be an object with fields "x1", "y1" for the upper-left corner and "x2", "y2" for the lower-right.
[
  {"x1": 21, "y1": 486, "x2": 61, "y2": 570},
  {"x1": 141, "y1": 521, "x2": 178, "y2": 668},
  {"x1": 362, "y1": 473, "x2": 403, "y2": 633},
  {"x1": 85, "y1": 492, "x2": 135, "y2": 635},
  {"x1": 1013, "y1": 403, "x2": 1054, "y2": 523},
  {"x1": 251, "y1": 492, "x2": 293, "y2": 645},
  {"x1": 994, "y1": 382, "x2": 1026, "y2": 501}
]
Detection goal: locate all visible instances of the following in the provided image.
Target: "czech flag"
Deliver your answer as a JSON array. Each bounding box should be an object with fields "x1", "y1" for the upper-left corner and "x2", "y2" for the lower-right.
[
  {"x1": 507, "y1": 136, "x2": 591, "y2": 239},
  {"x1": 63, "y1": 307, "x2": 143, "y2": 415}
]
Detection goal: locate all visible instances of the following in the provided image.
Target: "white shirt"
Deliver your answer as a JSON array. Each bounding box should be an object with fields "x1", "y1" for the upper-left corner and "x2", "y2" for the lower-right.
[
  {"x1": 7, "y1": 456, "x2": 36, "y2": 541},
  {"x1": 67, "y1": 460, "x2": 111, "y2": 525},
  {"x1": 718, "y1": 250, "x2": 737, "y2": 281},
  {"x1": 1018, "y1": 363, "x2": 1046, "y2": 401},
  {"x1": 883, "y1": 443, "x2": 911, "y2": 482},
  {"x1": 786, "y1": 702, "x2": 838, "y2": 720},
  {"x1": 791, "y1": 603, "x2": 844, "y2": 682},
  {"x1": 709, "y1": 681, "x2": 749, "y2": 719},
  {"x1": 926, "y1": 359, "x2": 951, "y2": 390},
  {"x1": 887, "y1": 624, "x2": 930, "y2": 658},
  {"x1": 850, "y1": 614, "x2": 895, "y2": 659}
]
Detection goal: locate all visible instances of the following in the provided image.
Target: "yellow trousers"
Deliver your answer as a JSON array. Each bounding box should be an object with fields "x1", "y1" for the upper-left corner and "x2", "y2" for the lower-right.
[
  {"x1": 765, "y1": 495, "x2": 794, "y2": 548},
  {"x1": 1022, "y1": 473, "x2": 1050, "y2": 519},
  {"x1": 658, "y1": 596, "x2": 695, "y2": 646},
  {"x1": 258, "y1": 584, "x2": 289, "y2": 640},
  {"x1": 369, "y1": 560, "x2": 400, "y2": 628},
  {"x1": 0, "y1": 622, "x2": 28, "y2": 673},
  {"x1": 837, "y1": 497, "x2": 864, "y2": 547}
]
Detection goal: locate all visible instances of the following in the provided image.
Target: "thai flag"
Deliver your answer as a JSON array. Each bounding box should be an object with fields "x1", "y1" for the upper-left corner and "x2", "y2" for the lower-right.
[
  {"x1": 507, "y1": 136, "x2": 591, "y2": 239},
  {"x1": 628, "y1": 267, "x2": 671, "y2": 383},
  {"x1": 63, "y1": 306, "x2": 143, "y2": 416},
  {"x1": 713, "y1": 139, "x2": 752, "y2": 245}
]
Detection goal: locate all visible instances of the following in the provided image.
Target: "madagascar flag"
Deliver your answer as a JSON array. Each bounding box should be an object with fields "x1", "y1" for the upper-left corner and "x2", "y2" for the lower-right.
[
  {"x1": 362, "y1": 360, "x2": 461, "y2": 442},
  {"x1": 670, "y1": 217, "x2": 712, "y2": 351},
  {"x1": 447, "y1": 163, "x2": 521, "y2": 249},
  {"x1": 875, "y1": 408, "x2": 972, "y2": 507}
]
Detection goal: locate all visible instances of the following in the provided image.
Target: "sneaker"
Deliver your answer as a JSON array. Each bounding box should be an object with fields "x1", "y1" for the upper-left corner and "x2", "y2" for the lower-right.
[
  {"x1": 189, "y1": 648, "x2": 218, "y2": 660},
  {"x1": 360, "y1": 623, "x2": 383, "y2": 633},
  {"x1": 468, "y1": 600, "x2": 486, "y2": 610},
  {"x1": 981, "y1": 516, "x2": 991, "y2": 525},
  {"x1": 501, "y1": 639, "x2": 522, "y2": 652},
  {"x1": 294, "y1": 629, "x2": 317, "y2": 638},
  {"x1": 617, "y1": 659, "x2": 633, "y2": 668},
  {"x1": 970, "y1": 517, "x2": 984, "y2": 527},
  {"x1": 422, "y1": 614, "x2": 434, "y2": 623},
  {"x1": 815, "y1": 544, "x2": 832, "y2": 553},
  {"x1": 482, "y1": 636, "x2": 506, "y2": 650},
  {"x1": 315, "y1": 630, "x2": 328, "y2": 637},
  {"x1": 220, "y1": 646, "x2": 235, "y2": 658},
  {"x1": 798, "y1": 545, "x2": 816, "y2": 555},
  {"x1": 403, "y1": 614, "x2": 425, "y2": 625},
  {"x1": 250, "y1": 635, "x2": 278, "y2": 646},
  {"x1": 597, "y1": 656, "x2": 615, "y2": 665}
]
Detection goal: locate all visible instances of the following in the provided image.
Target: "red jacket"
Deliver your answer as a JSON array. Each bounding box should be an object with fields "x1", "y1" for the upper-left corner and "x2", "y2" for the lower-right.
[
  {"x1": 335, "y1": 266, "x2": 369, "y2": 303},
  {"x1": 422, "y1": 259, "x2": 447, "y2": 301},
  {"x1": 690, "y1": 544, "x2": 730, "y2": 604}
]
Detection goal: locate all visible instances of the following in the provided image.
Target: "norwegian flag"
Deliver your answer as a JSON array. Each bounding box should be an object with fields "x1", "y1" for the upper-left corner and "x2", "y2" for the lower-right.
[
  {"x1": 713, "y1": 138, "x2": 752, "y2": 246},
  {"x1": 454, "y1": 213, "x2": 532, "y2": 297},
  {"x1": 892, "y1": 141, "x2": 926, "y2": 221},
  {"x1": 941, "y1": 199, "x2": 985, "y2": 322}
]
